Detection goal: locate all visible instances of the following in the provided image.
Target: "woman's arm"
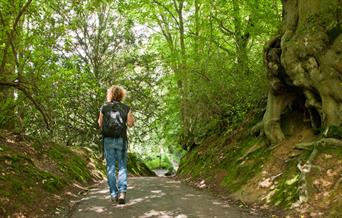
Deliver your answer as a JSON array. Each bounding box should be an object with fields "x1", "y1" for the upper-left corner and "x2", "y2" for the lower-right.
[
  {"x1": 98, "y1": 111, "x2": 103, "y2": 129},
  {"x1": 127, "y1": 110, "x2": 134, "y2": 127}
]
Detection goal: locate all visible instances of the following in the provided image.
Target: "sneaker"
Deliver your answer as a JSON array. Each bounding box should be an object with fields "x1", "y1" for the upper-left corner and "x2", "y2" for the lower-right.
[
  {"x1": 111, "y1": 195, "x2": 118, "y2": 203},
  {"x1": 118, "y1": 192, "x2": 126, "y2": 204}
]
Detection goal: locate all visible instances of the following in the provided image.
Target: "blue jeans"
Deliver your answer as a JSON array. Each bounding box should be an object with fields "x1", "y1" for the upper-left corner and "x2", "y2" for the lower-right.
[{"x1": 104, "y1": 137, "x2": 127, "y2": 197}]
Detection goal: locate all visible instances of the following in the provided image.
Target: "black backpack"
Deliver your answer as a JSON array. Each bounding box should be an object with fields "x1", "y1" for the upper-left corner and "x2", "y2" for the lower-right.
[{"x1": 102, "y1": 102, "x2": 127, "y2": 138}]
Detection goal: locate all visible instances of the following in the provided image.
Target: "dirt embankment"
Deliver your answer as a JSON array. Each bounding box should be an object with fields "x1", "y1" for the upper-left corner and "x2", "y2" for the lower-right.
[
  {"x1": 0, "y1": 130, "x2": 154, "y2": 217},
  {"x1": 177, "y1": 110, "x2": 342, "y2": 217}
]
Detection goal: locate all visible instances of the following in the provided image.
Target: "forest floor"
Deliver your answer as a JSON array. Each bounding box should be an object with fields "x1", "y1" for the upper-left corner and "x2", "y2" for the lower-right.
[{"x1": 70, "y1": 176, "x2": 265, "y2": 218}]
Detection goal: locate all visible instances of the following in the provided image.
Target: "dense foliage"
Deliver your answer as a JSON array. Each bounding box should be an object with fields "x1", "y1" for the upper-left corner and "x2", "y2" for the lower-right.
[{"x1": 0, "y1": 0, "x2": 281, "y2": 158}]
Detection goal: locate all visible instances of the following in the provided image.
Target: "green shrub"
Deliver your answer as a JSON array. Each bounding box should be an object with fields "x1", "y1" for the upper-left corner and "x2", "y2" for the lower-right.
[{"x1": 145, "y1": 155, "x2": 173, "y2": 170}]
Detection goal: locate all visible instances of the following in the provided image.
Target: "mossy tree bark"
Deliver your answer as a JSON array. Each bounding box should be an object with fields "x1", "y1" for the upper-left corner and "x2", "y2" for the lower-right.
[
  {"x1": 263, "y1": 0, "x2": 342, "y2": 144},
  {"x1": 0, "y1": 0, "x2": 29, "y2": 129}
]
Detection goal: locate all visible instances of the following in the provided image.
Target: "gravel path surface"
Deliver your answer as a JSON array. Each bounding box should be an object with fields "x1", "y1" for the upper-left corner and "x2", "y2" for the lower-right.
[{"x1": 71, "y1": 177, "x2": 263, "y2": 218}]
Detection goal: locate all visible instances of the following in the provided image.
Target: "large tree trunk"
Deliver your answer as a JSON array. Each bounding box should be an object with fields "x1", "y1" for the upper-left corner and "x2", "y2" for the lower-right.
[{"x1": 263, "y1": 0, "x2": 342, "y2": 144}]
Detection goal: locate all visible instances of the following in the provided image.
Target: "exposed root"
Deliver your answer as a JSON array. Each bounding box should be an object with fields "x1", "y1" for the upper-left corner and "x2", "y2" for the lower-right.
[
  {"x1": 295, "y1": 138, "x2": 342, "y2": 150},
  {"x1": 292, "y1": 148, "x2": 320, "y2": 208},
  {"x1": 237, "y1": 140, "x2": 266, "y2": 162},
  {"x1": 250, "y1": 121, "x2": 264, "y2": 136},
  {"x1": 333, "y1": 177, "x2": 342, "y2": 190},
  {"x1": 292, "y1": 137, "x2": 342, "y2": 208}
]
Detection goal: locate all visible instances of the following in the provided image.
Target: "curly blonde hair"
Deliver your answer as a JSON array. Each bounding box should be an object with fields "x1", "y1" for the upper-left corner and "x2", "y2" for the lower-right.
[{"x1": 107, "y1": 85, "x2": 126, "y2": 102}]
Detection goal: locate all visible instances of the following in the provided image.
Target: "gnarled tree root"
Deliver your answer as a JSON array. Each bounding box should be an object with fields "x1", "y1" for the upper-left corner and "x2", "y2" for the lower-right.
[
  {"x1": 292, "y1": 148, "x2": 320, "y2": 208},
  {"x1": 295, "y1": 138, "x2": 342, "y2": 150},
  {"x1": 292, "y1": 138, "x2": 342, "y2": 208}
]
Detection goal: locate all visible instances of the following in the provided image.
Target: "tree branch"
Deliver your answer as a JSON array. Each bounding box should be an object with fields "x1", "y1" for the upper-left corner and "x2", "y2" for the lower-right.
[
  {"x1": 211, "y1": 39, "x2": 234, "y2": 55},
  {"x1": 219, "y1": 19, "x2": 234, "y2": 36},
  {"x1": 11, "y1": 0, "x2": 33, "y2": 34},
  {"x1": 0, "y1": 81, "x2": 50, "y2": 130},
  {"x1": 0, "y1": 0, "x2": 33, "y2": 75},
  {"x1": 152, "y1": 0, "x2": 180, "y2": 27},
  {"x1": 9, "y1": 34, "x2": 20, "y2": 72}
]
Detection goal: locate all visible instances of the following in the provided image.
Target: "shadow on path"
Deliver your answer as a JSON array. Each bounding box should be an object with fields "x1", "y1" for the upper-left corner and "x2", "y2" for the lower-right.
[{"x1": 71, "y1": 177, "x2": 262, "y2": 218}]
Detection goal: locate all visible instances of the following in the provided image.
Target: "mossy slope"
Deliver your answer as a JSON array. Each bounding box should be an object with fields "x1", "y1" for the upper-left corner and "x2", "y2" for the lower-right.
[
  {"x1": 0, "y1": 131, "x2": 154, "y2": 217},
  {"x1": 0, "y1": 131, "x2": 105, "y2": 217},
  {"x1": 128, "y1": 152, "x2": 156, "y2": 177},
  {"x1": 177, "y1": 109, "x2": 342, "y2": 217}
]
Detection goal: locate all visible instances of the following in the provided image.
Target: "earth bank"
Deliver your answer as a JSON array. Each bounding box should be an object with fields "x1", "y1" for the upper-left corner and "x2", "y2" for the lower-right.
[
  {"x1": 0, "y1": 130, "x2": 154, "y2": 217},
  {"x1": 177, "y1": 107, "x2": 342, "y2": 217}
]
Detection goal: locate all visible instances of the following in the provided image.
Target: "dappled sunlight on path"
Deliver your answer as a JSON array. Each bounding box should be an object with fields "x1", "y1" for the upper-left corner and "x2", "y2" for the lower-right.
[{"x1": 71, "y1": 177, "x2": 261, "y2": 218}]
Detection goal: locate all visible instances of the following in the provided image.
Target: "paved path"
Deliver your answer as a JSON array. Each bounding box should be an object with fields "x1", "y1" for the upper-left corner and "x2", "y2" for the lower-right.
[{"x1": 71, "y1": 177, "x2": 262, "y2": 218}]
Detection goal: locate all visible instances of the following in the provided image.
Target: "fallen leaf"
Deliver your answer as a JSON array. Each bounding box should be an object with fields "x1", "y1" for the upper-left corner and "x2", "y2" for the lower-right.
[
  {"x1": 321, "y1": 179, "x2": 332, "y2": 188},
  {"x1": 326, "y1": 169, "x2": 338, "y2": 177},
  {"x1": 323, "y1": 154, "x2": 332, "y2": 159},
  {"x1": 259, "y1": 178, "x2": 273, "y2": 188},
  {"x1": 286, "y1": 175, "x2": 299, "y2": 185}
]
